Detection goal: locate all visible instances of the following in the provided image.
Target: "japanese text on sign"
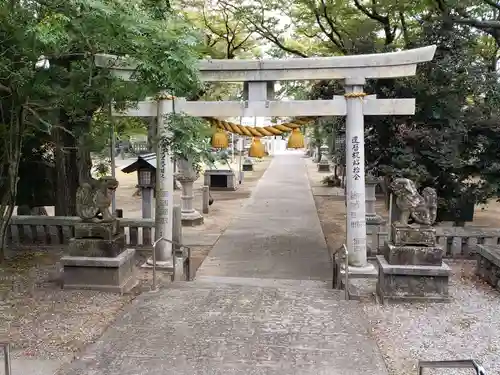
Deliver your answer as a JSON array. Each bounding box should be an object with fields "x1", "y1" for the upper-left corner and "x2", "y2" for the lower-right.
[
  {"x1": 160, "y1": 153, "x2": 166, "y2": 179},
  {"x1": 351, "y1": 136, "x2": 361, "y2": 181},
  {"x1": 350, "y1": 219, "x2": 365, "y2": 229}
]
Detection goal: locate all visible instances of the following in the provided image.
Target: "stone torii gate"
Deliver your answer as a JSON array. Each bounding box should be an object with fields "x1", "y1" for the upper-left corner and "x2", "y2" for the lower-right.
[{"x1": 96, "y1": 45, "x2": 436, "y2": 272}]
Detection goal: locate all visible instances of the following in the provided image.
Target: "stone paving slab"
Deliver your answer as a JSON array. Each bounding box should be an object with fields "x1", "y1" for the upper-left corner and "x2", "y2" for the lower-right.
[
  {"x1": 57, "y1": 282, "x2": 388, "y2": 375},
  {"x1": 1, "y1": 355, "x2": 64, "y2": 375},
  {"x1": 193, "y1": 276, "x2": 332, "y2": 290},
  {"x1": 197, "y1": 154, "x2": 332, "y2": 281}
]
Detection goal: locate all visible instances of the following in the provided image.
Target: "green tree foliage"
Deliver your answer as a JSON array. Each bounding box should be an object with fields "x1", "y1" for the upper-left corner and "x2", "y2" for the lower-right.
[
  {"x1": 433, "y1": 0, "x2": 500, "y2": 48},
  {"x1": 213, "y1": 0, "x2": 500, "y2": 216},
  {"x1": 35, "y1": 0, "x2": 201, "y2": 216},
  {"x1": 182, "y1": 0, "x2": 262, "y2": 101},
  {"x1": 366, "y1": 21, "x2": 500, "y2": 213},
  {"x1": 0, "y1": 0, "x2": 203, "y2": 257}
]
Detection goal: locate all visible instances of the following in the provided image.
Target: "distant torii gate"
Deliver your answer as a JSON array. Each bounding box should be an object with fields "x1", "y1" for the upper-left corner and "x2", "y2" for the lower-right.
[{"x1": 96, "y1": 45, "x2": 436, "y2": 272}]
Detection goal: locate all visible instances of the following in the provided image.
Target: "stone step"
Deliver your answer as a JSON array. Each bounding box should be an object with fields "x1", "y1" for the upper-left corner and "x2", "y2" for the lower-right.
[{"x1": 168, "y1": 276, "x2": 347, "y2": 300}]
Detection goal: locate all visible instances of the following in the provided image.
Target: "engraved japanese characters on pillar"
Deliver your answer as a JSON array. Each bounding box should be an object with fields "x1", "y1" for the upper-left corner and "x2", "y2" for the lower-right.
[
  {"x1": 348, "y1": 191, "x2": 366, "y2": 261},
  {"x1": 151, "y1": 95, "x2": 174, "y2": 265},
  {"x1": 351, "y1": 136, "x2": 361, "y2": 181},
  {"x1": 345, "y1": 81, "x2": 368, "y2": 268}
]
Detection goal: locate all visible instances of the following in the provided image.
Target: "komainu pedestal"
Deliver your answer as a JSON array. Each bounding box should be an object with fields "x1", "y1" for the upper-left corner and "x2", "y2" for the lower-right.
[
  {"x1": 376, "y1": 178, "x2": 450, "y2": 303},
  {"x1": 61, "y1": 176, "x2": 137, "y2": 294},
  {"x1": 69, "y1": 221, "x2": 125, "y2": 257}
]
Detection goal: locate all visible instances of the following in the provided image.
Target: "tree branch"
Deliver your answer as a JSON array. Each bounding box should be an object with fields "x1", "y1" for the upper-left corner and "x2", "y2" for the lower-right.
[
  {"x1": 399, "y1": 11, "x2": 410, "y2": 48},
  {"x1": 202, "y1": 7, "x2": 223, "y2": 38},
  {"x1": 451, "y1": 17, "x2": 500, "y2": 29},
  {"x1": 316, "y1": 0, "x2": 347, "y2": 53},
  {"x1": 312, "y1": 8, "x2": 344, "y2": 52},
  {"x1": 353, "y1": 0, "x2": 386, "y2": 23},
  {"x1": 352, "y1": 0, "x2": 394, "y2": 44},
  {"x1": 482, "y1": 0, "x2": 500, "y2": 12},
  {"x1": 23, "y1": 105, "x2": 73, "y2": 135},
  {"x1": 232, "y1": 33, "x2": 252, "y2": 52},
  {"x1": 220, "y1": 0, "x2": 308, "y2": 57}
]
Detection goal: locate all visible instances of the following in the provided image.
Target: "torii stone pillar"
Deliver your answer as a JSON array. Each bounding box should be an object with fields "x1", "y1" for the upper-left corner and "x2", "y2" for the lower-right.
[
  {"x1": 95, "y1": 45, "x2": 437, "y2": 272},
  {"x1": 150, "y1": 94, "x2": 174, "y2": 266},
  {"x1": 344, "y1": 78, "x2": 369, "y2": 268}
]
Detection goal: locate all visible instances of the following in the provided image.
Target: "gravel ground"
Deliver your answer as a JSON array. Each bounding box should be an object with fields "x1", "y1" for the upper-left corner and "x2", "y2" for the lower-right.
[
  {"x1": 0, "y1": 250, "x2": 168, "y2": 361},
  {"x1": 363, "y1": 260, "x2": 500, "y2": 375},
  {"x1": 0, "y1": 245, "x2": 212, "y2": 362}
]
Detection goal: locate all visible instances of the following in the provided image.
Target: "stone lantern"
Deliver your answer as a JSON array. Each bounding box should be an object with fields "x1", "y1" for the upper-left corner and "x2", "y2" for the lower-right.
[
  {"x1": 317, "y1": 144, "x2": 330, "y2": 172},
  {"x1": 176, "y1": 158, "x2": 204, "y2": 226},
  {"x1": 122, "y1": 154, "x2": 157, "y2": 219},
  {"x1": 137, "y1": 167, "x2": 155, "y2": 218}
]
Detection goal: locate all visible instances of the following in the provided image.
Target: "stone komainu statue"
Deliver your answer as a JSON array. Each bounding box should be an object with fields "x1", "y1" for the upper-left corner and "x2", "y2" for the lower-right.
[
  {"x1": 390, "y1": 178, "x2": 437, "y2": 226},
  {"x1": 76, "y1": 176, "x2": 119, "y2": 222}
]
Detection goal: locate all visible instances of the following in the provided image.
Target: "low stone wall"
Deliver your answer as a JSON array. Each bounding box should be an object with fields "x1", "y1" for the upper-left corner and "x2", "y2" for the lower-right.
[
  {"x1": 476, "y1": 244, "x2": 500, "y2": 291},
  {"x1": 7, "y1": 216, "x2": 500, "y2": 261},
  {"x1": 371, "y1": 226, "x2": 500, "y2": 259},
  {"x1": 7, "y1": 216, "x2": 155, "y2": 249}
]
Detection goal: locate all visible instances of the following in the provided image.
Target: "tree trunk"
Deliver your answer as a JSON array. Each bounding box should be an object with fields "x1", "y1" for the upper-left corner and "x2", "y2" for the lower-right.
[
  {"x1": 77, "y1": 132, "x2": 93, "y2": 184},
  {"x1": 54, "y1": 114, "x2": 93, "y2": 217},
  {"x1": 147, "y1": 117, "x2": 157, "y2": 153},
  {"x1": 54, "y1": 117, "x2": 77, "y2": 216},
  {"x1": 0, "y1": 109, "x2": 24, "y2": 261}
]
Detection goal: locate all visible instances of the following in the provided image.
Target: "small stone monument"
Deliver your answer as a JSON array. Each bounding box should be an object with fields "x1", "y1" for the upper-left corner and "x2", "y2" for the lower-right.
[
  {"x1": 204, "y1": 169, "x2": 237, "y2": 191},
  {"x1": 317, "y1": 145, "x2": 330, "y2": 172},
  {"x1": 61, "y1": 176, "x2": 137, "y2": 293},
  {"x1": 376, "y1": 178, "x2": 450, "y2": 303},
  {"x1": 242, "y1": 158, "x2": 254, "y2": 171}
]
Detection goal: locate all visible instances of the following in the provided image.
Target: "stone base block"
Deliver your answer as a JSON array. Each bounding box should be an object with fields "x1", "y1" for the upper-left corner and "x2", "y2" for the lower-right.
[
  {"x1": 242, "y1": 163, "x2": 253, "y2": 171},
  {"x1": 367, "y1": 244, "x2": 377, "y2": 257},
  {"x1": 333, "y1": 256, "x2": 377, "y2": 289},
  {"x1": 383, "y1": 242, "x2": 443, "y2": 266},
  {"x1": 181, "y1": 210, "x2": 204, "y2": 226},
  {"x1": 142, "y1": 257, "x2": 173, "y2": 270},
  {"x1": 61, "y1": 248, "x2": 137, "y2": 294},
  {"x1": 476, "y1": 244, "x2": 500, "y2": 291},
  {"x1": 366, "y1": 214, "x2": 385, "y2": 230},
  {"x1": 317, "y1": 162, "x2": 330, "y2": 172},
  {"x1": 392, "y1": 224, "x2": 436, "y2": 246},
  {"x1": 68, "y1": 234, "x2": 125, "y2": 257},
  {"x1": 376, "y1": 255, "x2": 451, "y2": 303},
  {"x1": 74, "y1": 220, "x2": 121, "y2": 240},
  {"x1": 203, "y1": 169, "x2": 237, "y2": 191}
]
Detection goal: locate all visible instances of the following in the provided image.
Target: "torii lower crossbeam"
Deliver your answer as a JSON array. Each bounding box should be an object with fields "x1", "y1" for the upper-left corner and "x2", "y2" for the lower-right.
[{"x1": 112, "y1": 97, "x2": 415, "y2": 118}]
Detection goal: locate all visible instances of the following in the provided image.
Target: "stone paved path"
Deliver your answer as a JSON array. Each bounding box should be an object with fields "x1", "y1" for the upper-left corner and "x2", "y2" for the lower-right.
[
  {"x1": 57, "y1": 153, "x2": 389, "y2": 375},
  {"x1": 197, "y1": 153, "x2": 332, "y2": 281}
]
